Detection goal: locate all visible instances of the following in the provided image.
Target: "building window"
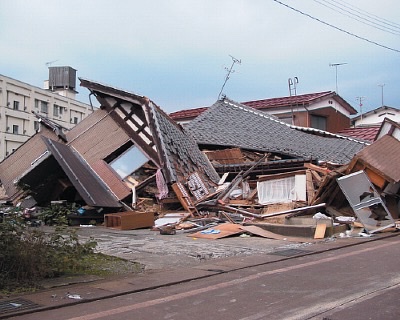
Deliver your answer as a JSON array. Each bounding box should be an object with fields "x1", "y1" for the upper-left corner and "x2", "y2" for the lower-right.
[
  {"x1": 105, "y1": 142, "x2": 148, "y2": 179},
  {"x1": 73, "y1": 117, "x2": 78, "y2": 124},
  {"x1": 34, "y1": 121, "x2": 40, "y2": 132},
  {"x1": 40, "y1": 101, "x2": 48, "y2": 114},
  {"x1": 34, "y1": 99, "x2": 39, "y2": 108},
  {"x1": 12, "y1": 125, "x2": 19, "y2": 134},
  {"x1": 53, "y1": 104, "x2": 63, "y2": 117},
  {"x1": 53, "y1": 105, "x2": 58, "y2": 117},
  {"x1": 310, "y1": 115, "x2": 327, "y2": 131},
  {"x1": 278, "y1": 116, "x2": 293, "y2": 125},
  {"x1": 13, "y1": 101, "x2": 19, "y2": 110}
]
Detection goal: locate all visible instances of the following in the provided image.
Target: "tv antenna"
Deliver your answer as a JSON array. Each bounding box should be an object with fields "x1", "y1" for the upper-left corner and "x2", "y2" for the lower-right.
[
  {"x1": 356, "y1": 96, "x2": 365, "y2": 121},
  {"x1": 288, "y1": 77, "x2": 299, "y2": 96},
  {"x1": 218, "y1": 55, "x2": 241, "y2": 100},
  {"x1": 45, "y1": 60, "x2": 59, "y2": 67},
  {"x1": 329, "y1": 62, "x2": 347, "y2": 94}
]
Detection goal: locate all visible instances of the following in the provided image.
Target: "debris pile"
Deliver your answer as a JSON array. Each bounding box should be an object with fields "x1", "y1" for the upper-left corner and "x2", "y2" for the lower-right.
[{"x1": 0, "y1": 80, "x2": 398, "y2": 241}]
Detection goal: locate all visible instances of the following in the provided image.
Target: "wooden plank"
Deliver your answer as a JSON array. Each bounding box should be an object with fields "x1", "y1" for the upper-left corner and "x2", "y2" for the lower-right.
[
  {"x1": 310, "y1": 170, "x2": 322, "y2": 183},
  {"x1": 306, "y1": 170, "x2": 315, "y2": 205},
  {"x1": 189, "y1": 223, "x2": 243, "y2": 239},
  {"x1": 314, "y1": 223, "x2": 327, "y2": 239},
  {"x1": 240, "y1": 225, "x2": 313, "y2": 242},
  {"x1": 171, "y1": 183, "x2": 196, "y2": 217},
  {"x1": 304, "y1": 163, "x2": 330, "y2": 175},
  {"x1": 246, "y1": 188, "x2": 258, "y2": 201},
  {"x1": 261, "y1": 203, "x2": 326, "y2": 218},
  {"x1": 257, "y1": 170, "x2": 306, "y2": 182}
]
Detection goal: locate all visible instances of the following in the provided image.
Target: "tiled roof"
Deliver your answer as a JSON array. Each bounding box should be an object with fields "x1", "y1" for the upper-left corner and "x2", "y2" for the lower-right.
[
  {"x1": 169, "y1": 106, "x2": 208, "y2": 121},
  {"x1": 337, "y1": 126, "x2": 380, "y2": 142},
  {"x1": 170, "y1": 91, "x2": 357, "y2": 121},
  {"x1": 243, "y1": 91, "x2": 335, "y2": 109},
  {"x1": 148, "y1": 101, "x2": 220, "y2": 185},
  {"x1": 185, "y1": 98, "x2": 367, "y2": 165}
]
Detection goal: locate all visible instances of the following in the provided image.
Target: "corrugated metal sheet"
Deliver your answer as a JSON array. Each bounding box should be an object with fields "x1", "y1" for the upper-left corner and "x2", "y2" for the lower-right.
[
  {"x1": 353, "y1": 134, "x2": 400, "y2": 183},
  {"x1": 49, "y1": 66, "x2": 76, "y2": 89},
  {"x1": 43, "y1": 138, "x2": 121, "y2": 208}
]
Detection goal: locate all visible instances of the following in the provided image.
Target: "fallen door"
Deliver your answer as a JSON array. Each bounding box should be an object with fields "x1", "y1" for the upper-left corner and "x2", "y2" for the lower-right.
[{"x1": 337, "y1": 170, "x2": 395, "y2": 234}]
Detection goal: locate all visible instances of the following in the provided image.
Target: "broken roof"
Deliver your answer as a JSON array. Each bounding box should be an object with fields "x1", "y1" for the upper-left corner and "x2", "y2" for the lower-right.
[
  {"x1": 32, "y1": 111, "x2": 68, "y2": 142},
  {"x1": 17, "y1": 137, "x2": 122, "y2": 208},
  {"x1": 79, "y1": 78, "x2": 220, "y2": 188},
  {"x1": 350, "y1": 134, "x2": 400, "y2": 183},
  {"x1": 185, "y1": 98, "x2": 367, "y2": 165}
]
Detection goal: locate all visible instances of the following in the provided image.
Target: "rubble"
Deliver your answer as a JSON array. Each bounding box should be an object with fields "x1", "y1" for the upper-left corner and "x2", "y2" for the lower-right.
[{"x1": 0, "y1": 80, "x2": 399, "y2": 242}]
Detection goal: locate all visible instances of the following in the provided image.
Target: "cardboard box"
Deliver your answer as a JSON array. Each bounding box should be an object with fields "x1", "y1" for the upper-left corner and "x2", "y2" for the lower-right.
[{"x1": 105, "y1": 211, "x2": 154, "y2": 230}]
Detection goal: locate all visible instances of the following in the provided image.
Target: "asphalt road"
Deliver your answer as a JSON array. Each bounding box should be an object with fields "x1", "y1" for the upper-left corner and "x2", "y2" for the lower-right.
[{"x1": 8, "y1": 234, "x2": 400, "y2": 320}]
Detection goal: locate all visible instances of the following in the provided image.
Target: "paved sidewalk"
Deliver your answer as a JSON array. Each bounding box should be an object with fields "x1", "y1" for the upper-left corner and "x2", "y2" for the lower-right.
[{"x1": 0, "y1": 227, "x2": 397, "y2": 319}]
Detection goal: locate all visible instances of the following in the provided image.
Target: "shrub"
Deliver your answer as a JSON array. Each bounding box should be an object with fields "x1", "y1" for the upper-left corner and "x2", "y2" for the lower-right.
[
  {"x1": 0, "y1": 211, "x2": 97, "y2": 293},
  {"x1": 39, "y1": 203, "x2": 77, "y2": 226}
]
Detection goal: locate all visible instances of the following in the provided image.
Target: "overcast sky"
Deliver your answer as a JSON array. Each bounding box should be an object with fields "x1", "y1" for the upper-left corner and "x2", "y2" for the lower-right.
[{"x1": 1, "y1": 0, "x2": 399, "y2": 114}]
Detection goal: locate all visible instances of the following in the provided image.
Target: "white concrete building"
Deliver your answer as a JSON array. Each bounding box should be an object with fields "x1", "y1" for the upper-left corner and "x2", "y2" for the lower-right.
[{"x1": 0, "y1": 67, "x2": 92, "y2": 161}]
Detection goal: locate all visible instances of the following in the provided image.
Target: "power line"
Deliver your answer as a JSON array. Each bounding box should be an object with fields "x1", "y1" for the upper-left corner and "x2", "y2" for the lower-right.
[
  {"x1": 272, "y1": 0, "x2": 400, "y2": 53},
  {"x1": 312, "y1": 0, "x2": 400, "y2": 36},
  {"x1": 328, "y1": 0, "x2": 400, "y2": 30}
]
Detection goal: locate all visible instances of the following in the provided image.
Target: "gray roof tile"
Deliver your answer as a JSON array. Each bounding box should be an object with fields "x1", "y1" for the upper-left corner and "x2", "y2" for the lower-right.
[{"x1": 186, "y1": 98, "x2": 366, "y2": 165}]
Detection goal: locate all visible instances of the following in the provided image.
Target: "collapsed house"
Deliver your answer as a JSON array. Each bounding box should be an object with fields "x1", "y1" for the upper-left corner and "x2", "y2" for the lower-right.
[
  {"x1": 0, "y1": 81, "x2": 398, "y2": 239},
  {"x1": 0, "y1": 79, "x2": 219, "y2": 223}
]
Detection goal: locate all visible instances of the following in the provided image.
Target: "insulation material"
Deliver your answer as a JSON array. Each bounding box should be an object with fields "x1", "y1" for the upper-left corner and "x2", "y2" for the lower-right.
[
  {"x1": 156, "y1": 169, "x2": 169, "y2": 199},
  {"x1": 257, "y1": 175, "x2": 306, "y2": 205}
]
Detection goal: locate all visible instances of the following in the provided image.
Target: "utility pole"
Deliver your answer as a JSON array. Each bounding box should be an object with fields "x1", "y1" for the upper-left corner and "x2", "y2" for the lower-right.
[
  {"x1": 378, "y1": 84, "x2": 385, "y2": 106},
  {"x1": 218, "y1": 55, "x2": 241, "y2": 100},
  {"x1": 329, "y1": 62, "x2": 347, "y2": 94}
]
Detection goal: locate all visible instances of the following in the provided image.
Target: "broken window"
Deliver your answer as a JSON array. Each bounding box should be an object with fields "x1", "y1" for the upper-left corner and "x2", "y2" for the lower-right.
[{"x1": 106, "y1": 142, "x2": 148, "y2": 179}]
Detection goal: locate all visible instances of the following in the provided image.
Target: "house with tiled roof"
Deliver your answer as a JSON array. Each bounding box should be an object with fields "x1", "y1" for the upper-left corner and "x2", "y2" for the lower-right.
[
  {"x1": 171, "y1": 91, "x2": 357, "y2": 133},
  {"x1": 351, "y1": 106, "x2": 400, "y2": 127},
  {"x1": 185, "y1": 97, "x2": 367, "y2": 165}
]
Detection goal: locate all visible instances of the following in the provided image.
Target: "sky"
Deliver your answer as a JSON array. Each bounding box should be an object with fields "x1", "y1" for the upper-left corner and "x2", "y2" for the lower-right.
[{"x1": 0, "y1": 0, "x2": 399, "y2": 114}]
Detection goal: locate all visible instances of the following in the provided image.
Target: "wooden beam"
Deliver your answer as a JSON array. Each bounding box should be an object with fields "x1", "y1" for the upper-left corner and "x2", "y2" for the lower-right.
[{"x1": 306, "y1": 170, "x2": 315, "y2": 205}]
